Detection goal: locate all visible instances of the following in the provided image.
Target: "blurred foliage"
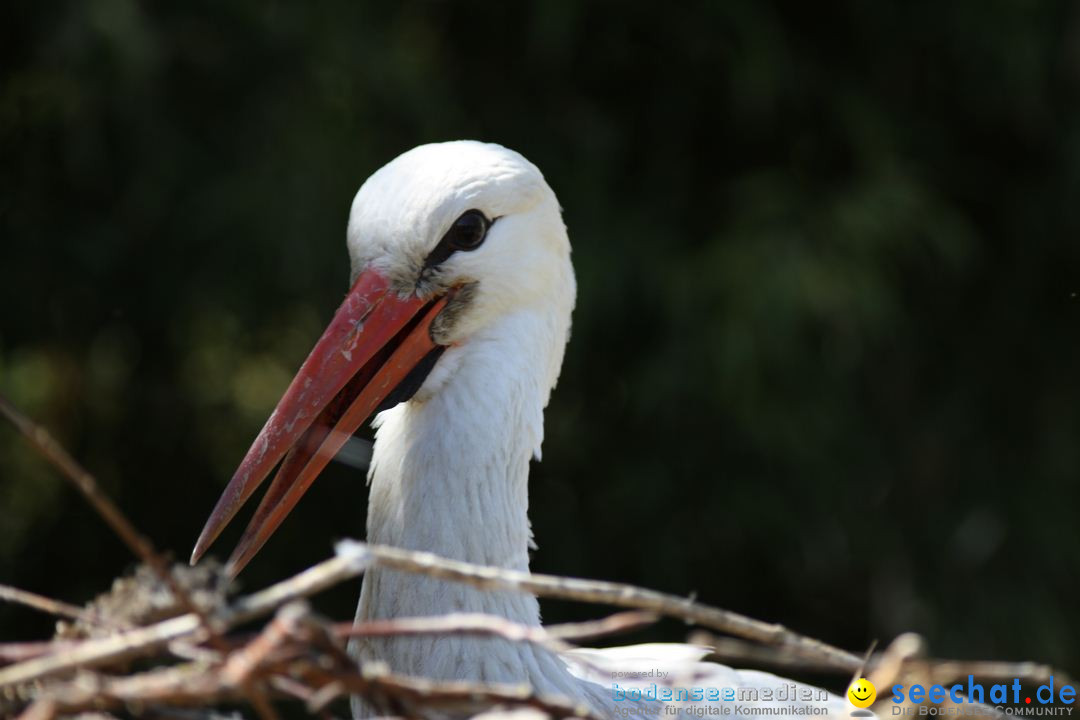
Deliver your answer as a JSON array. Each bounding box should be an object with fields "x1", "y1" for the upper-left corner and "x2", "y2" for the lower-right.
[{"x1": 2, "y1": 0, "x2": 1079, "y2": 672}]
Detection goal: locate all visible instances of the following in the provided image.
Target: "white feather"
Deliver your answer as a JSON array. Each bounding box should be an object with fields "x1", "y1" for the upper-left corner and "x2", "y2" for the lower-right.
[{"x1": 341, "y1": 141, "x2": 867, "y2": 719}]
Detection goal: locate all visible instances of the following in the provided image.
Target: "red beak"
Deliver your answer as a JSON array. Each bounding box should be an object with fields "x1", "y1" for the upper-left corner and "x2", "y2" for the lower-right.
[{"x1": 190, "y1": 268, "x2": 449, "y2": 576}]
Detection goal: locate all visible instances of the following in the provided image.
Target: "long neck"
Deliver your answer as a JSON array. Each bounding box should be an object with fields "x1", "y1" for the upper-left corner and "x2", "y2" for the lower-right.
[
  {"x1": 348, "y1": 290, "x2": 619, "y2": 715},
  {"x1": 357, "y1": 309, "x2": 556, "y2": 625}
]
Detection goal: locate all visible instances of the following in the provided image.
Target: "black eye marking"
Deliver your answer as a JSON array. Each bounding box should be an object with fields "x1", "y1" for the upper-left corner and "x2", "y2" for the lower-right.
[{"x1": 422, "y1": 209, "x2": 493, "y2": 271}]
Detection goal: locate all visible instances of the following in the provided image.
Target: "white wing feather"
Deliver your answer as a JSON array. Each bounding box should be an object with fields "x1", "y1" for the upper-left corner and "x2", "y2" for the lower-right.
[{"x1": 562, "y1": 643, "x2": 871, "y2": 719}]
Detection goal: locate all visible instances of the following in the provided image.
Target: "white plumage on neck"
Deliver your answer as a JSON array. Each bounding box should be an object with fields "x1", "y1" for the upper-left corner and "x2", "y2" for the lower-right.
[
  {"x1": 355, "y1": 320, "x2": 536, "y2": 643},
  {"x1": 337, "y1": 141, "x2": 854, "y2": 719},
  {"x1": 348, "y1": 247, "x2": 611, "y2": 711},
  {"x1": 362, "y1": 307, "x2": 557, "y2": 599},
  {"x1": 345, "y1": 139, "x2": 574, "y2": 638}
]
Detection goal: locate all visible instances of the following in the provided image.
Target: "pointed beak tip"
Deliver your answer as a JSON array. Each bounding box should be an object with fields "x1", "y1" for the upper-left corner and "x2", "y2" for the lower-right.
[
  {"x1": 192, "y1": 268, "x2": 451, "y2": 575},
  {"x1": 189, "y1": 527, "x2": 214, "y2": 566}
]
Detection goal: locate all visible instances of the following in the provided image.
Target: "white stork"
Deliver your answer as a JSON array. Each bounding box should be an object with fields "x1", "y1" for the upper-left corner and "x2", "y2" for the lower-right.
[{"x1": 190, "y1": 141, "x2": 858, "y2": 718}]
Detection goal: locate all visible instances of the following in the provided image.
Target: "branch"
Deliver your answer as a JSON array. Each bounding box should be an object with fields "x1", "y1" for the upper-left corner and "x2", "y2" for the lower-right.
[
  {"x1": 0, "y1": 584, "x2": 103, "y2": 626},
  {"x1": 336, "y1": 540, "x2": 862, "y2": 672},
  {"x1": 0, "y1": 397, "x2": 285, "y2": 718},
  {"x1": 1, "y1": 394, "x2": 1064, "y2": 720},
  {"x1": 0, "y1": 396, "x2": 222, "y2": 646},
  {"x1": 0, "y1": 552, "x2": 366, "y2": 688},
  {"x1": 16, "y1": 603, "x2": 603, "y2": 720},
  {"x1": 336, "y1": 610, "x2": 657, "y2": 653}
]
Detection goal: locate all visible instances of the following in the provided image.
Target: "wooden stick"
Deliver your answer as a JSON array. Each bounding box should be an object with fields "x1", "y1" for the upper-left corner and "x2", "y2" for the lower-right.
[
  {"x1": 336, "y1": 610, "x2": 656, "y2": 651},
  {"x1": 0, "y1": 553, "x2": 367, "y2": 687},
  {"x1": 0, "y1": 396, "x2": 222, "y2": 645},
  {"x1": 0, "y1": 584, "x2": 99, "y2": 625},
  {"x1": 336, "y1": 540, "x2": 863, "y2": 671},
  {"x1": 0, "y1": 533, "x2": 858, "y2": 689}
]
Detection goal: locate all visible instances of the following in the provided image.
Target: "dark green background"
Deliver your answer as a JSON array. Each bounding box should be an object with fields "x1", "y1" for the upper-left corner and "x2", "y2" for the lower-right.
[{"x1": 2, "y1": 0, "x2": 1077, "y2": 678}]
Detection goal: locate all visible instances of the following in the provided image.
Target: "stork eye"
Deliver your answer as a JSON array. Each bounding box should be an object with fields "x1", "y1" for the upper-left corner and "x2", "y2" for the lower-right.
[
  {"x1": 445, "y1": 209, "x2": 490, "y2": 251},
  {"x1": 421, "y1": 209, "x2": 494, "y2": 272}
]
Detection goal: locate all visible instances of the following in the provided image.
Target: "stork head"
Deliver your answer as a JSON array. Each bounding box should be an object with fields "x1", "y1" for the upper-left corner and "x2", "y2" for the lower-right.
[
  {"x1": 347, "y1": 142, "x2": 573, "y2": 346},
  {"x1": 190, "y1": 141, "x2": 575, "y2": 575}
]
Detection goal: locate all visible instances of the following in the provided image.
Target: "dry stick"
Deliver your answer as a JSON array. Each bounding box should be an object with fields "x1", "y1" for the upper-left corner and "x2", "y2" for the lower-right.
[
  {"x1": 0, "y1": 612, "x2": 204, "y2": 688},
  {"x1": 0, "y1": 641, "x2": 81, "y2": 665},
  {"x1": 1, "y1": 396, "x2": 1037, "y2": 718},
  {"x1": 0, "y1": 396, "x2": 216, "y2": 637},
  {"x1": 691, "y1": 630, "x2": 1069, "y2": 686},
  {"x1": 0, "y1": 553, "x2": 367, "y2": 688},
  {"x1": 0, "y1": 395, "x2": 277, "y2": 720},
  {"x1": 0, "y1": 397, "x2": 855, "y2": 691},
  {"x1": 686, "y1": 631, "x2": 843, "y2": 673},
  {"x1": 0, "y1": 535, "x2": 855, "y2": 689},
  {"x1": 336, "y1": 540, "x2": 863, "y2": 672},
  {"x1": 15, "y1": 660, "x2": 602, "y2": 720},
  {"x1": 14, "y1": 698, "x2": 56, "y2": 720},
  {"x1": 336, "y1": 611, "x2": 657, "y2": 654},
  {"x1": 17, "y1": 604, "x2": 602, "y2": 720},
  {"x1": 0, "y1": 397, "x2": 879, "y2": 707},
  {"x1": 0, "y1": 584, "x2": 99, "y2": 625},
  {"x1": 336, "y1": 542, "x2": 1067, "y2": 717},
  {"x1": 293, "y1": 602, "x2": 611, "y2": 719},
  {"x1": 541, "y1": 612, "x2": 659, "y2": 642},
  {"x1": 14, "y1": 606, "x2": 314, "y2": 720},
  {"x1": 289, "y1": 603, "x2": 601, "y2": 719},
  {"x1": 221, "y1": 602, "x2": 311, "y2": 687},
  {"x1": 4, "y1": 545, "x2": 1061, "y2": 719},
  {"x1": 690, "y1": 631, "x2": 1060, "y2": 720}
]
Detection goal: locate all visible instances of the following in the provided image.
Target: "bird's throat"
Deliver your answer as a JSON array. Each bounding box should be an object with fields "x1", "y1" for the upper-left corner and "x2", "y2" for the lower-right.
[{"x1": 355, "y1": 321, "x2": 551, "y2": 628}]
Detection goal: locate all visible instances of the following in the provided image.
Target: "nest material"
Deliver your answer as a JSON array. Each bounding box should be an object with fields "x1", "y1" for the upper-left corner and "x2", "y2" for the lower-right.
[
  {"x1": 0, "y1": 396, "x2": 1064, "y2": 719},
  {"x1": 54, "y1": 562, "x2": 230, "y2": 641}
]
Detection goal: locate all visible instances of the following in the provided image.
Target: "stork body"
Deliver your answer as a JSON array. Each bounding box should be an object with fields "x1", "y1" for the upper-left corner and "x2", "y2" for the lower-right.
[
  {"x1": 193, "y1": 142, "x2": 858, "y2": 719},
  {"x1": 345, "y1": 142, "x2": 620, "y2": 713}
]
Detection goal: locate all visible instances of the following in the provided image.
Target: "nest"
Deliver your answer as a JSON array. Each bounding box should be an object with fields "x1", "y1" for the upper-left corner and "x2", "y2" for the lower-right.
[{"x1": 0, "y1": 396, "x2": 1065, "y2": 719}]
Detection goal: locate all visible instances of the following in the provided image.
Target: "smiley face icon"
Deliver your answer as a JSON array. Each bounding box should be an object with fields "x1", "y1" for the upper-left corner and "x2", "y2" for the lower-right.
[{"x1": 848, "y1": 677, "x2": 876, "y2": 708}]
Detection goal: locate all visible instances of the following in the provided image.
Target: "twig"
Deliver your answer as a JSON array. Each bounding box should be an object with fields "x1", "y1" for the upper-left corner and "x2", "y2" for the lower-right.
[
  {"x1": 0, "y1": 613, "x2": 203, "y2": 688},
  {"x1": 0, "y1": 584, "x2": 100, "y2": 625},
  {"x1": 15, "y1": 698, "x2": 57, "y2": 720},
  {"x1": 16, "y1": 660, "x2": 600, "y2": 720},
  {"x1": 222, "y1": 602, "x2": 310, "y2": 686},
  {"x1": 0, "y1": 535, "x2": 854, "y2": 690},
  {"x1": 336, "y1": 540, "x2": 862, "y2": 671},
  {"x1": 0, "y1": 401, "x2": 1059, "y2": 720},
  {"x1": 0, "y1": 641, "x2": 80, "y2": 665},
  {"x1": 0, "y1": 553, "x2": 366, "y2": 687},
  {"x1": 542, "y1": 611, "x2": 658, "y2": 642},
  {"x1": 285, "y1": 605, "x2": 601, "y2": 718},
  {"x1": 0, "y1": 396, "x2": 220, "y2": 642},
  {"x1": 336, "y1": 610, "x2": 656, "y2": 653},
  {"x1": 1, "y1": 396, "x2": 1059, "y2": 720},
  {"x1": 14, "y1": 602, "x2": 602, "y2": 720},
  {"x1": 687, "y1": 631, "x2": 841, "y2": 673},
  {"x1": 0, "y1": 395, "x2": 293, "y2": 718},
  {"x1": 694, "y1": 629, "x2": 1072, "y2": 693}
]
